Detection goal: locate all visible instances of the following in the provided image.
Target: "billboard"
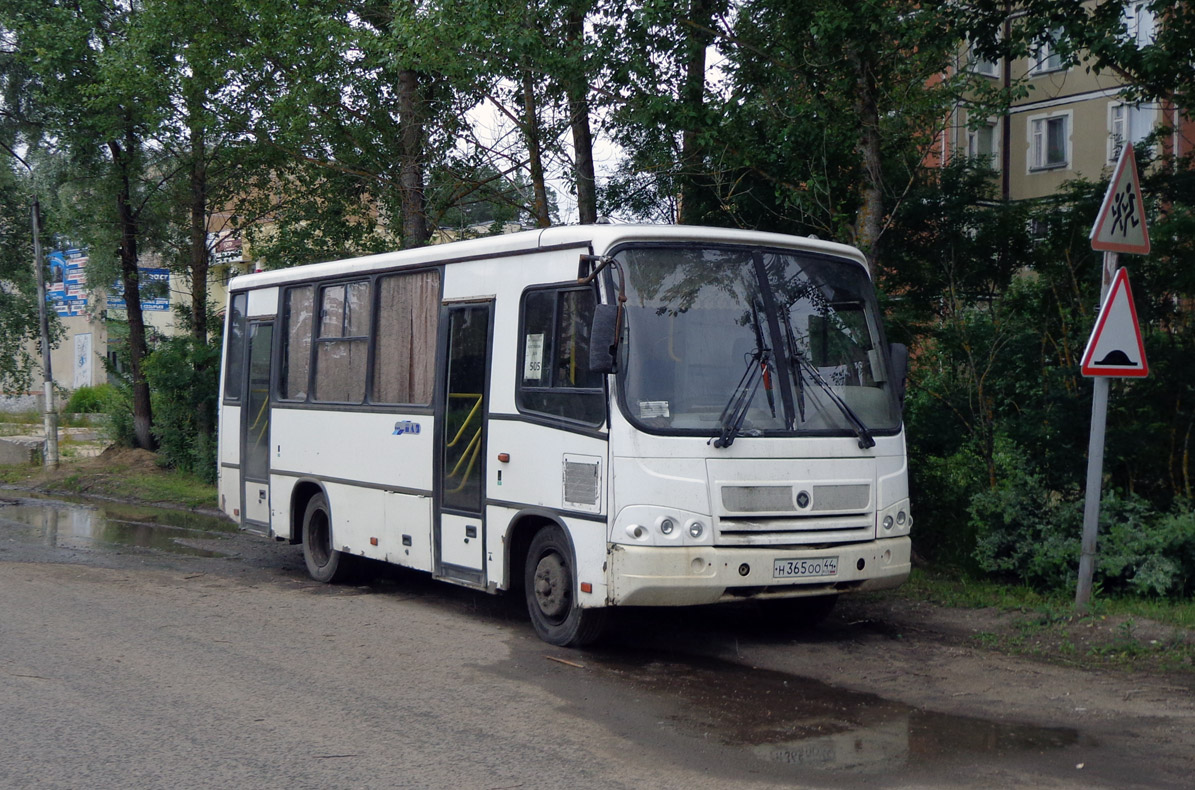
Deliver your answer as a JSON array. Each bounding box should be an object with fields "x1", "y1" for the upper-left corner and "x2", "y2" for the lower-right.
[
  {"x1": 107, "y1": 268, "x2": 171, "y2": 312},
  {"x1": 47, "y1": 249, "x2": 89, "y2": 317}
]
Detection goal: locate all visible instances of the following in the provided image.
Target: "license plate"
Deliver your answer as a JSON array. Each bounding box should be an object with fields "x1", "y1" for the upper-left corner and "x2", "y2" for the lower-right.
[{"x1": 772, "y1": 556, "x2": 838, "y2": 579}]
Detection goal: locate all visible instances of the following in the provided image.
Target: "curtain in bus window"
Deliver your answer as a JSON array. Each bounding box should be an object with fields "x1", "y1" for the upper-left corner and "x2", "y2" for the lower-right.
[
  {"x1": 281, "y1": 286, "x2": 313, "y2": 400},
  {"x1": 372, "y1": 270, "x2": 440, "y2": 404},
  {"x1": 314, "y1": 281, "x2": 370, "y2": 403}
]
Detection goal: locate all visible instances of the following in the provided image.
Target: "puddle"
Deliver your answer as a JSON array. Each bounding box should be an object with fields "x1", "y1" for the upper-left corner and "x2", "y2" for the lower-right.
[
  {"x1": 0, "y1": 497, "x2": 236, "y2": 558},
  {"x1": 587, "y1": 651, "x2": 1083, "y2": 773}
]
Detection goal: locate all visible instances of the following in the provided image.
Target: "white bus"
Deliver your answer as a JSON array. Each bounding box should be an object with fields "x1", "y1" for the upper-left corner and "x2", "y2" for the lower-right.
[{"x1": 217, "y1": 224, "x2": 911, "y2": 646}]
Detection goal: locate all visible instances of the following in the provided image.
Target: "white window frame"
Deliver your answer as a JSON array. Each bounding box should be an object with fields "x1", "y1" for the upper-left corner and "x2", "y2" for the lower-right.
[
  {"x1": 967, "y1": 119, "x2": 1000, "y2": 164},
  {"x1": 1108, "y1": 102, "x2": 1128, "y2": 162},
  {"x1": 1029, "y1": 27, "x2": 1066, "y2": 74},
  {"x1": 1122, "y1": 2, "x2": 1156, "y2": 49},
  {"x1": 1027, "y1": 111, "x2": 1071, "y2": 172},
  {"x1": 966, "y1": 39, "x2": 1000, "y2": 78},
  {"x1": 1108, "y1": 100, "x2": 1159, "y2": 161}
]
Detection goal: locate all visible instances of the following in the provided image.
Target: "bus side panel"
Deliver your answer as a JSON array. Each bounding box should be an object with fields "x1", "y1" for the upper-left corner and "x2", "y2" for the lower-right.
[
  {"x1": 217, "y1": 404, "x2": 241, "y2": 521},
  {"x1": 271, "y1": 408, "x2": 435, "y2": 492},
  {"x1": 270, "y1": 407, "x2": 435, "y2": 564},
  {"x1": 318, "y1": 481, "x2": 387, "y2": 560},
  {"x1": 485, "y1": 420, "x2": 608, "y2": 603}
]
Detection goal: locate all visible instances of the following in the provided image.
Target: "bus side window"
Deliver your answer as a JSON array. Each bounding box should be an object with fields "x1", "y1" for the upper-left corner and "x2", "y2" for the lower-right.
[
  {"x1": 223, "y1": 292, "x2": 247, "y2": 401},
  {"x1": 517, "y1": 287, "x2": 604, "y2": 425},
  {"x1": 280, "y1": 286, "x2": 314, "y2": 401},
  {"x1": 313, "y1": 280, "x2": 370, "y2": 403},
  {"x1": 372, "y1": 270, "x2": 439, "y2": 405}
]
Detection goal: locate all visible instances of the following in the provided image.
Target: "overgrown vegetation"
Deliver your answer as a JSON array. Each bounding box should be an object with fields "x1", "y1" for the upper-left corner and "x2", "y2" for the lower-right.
[{"x1": 887, "y1": 152, "x2": 1195, "y2": 601}]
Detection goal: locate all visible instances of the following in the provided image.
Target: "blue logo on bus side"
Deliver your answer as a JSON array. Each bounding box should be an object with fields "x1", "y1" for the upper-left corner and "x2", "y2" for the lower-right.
[{"x1": 393, "y1": 420, "x2": 421, "y2": 436}]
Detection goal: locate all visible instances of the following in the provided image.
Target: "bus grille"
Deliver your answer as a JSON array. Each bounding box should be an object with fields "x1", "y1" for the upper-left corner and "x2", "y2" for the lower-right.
[{"x1": 715, "y1": 516, "x2": 874, "y2": 546}]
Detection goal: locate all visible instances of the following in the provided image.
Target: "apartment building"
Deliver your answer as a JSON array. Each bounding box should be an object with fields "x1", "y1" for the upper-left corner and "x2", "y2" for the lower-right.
[{"x1": 945, "y1": 3, "x2": 1190, "y2": 201}]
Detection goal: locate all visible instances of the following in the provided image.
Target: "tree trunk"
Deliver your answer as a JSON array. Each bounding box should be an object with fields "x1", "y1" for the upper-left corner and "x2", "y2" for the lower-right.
[
  {"x1": 677, "y1": 0, "x2": 715, "y2": 225},
  {"x1": 850, "y1": 49, "x2": 884, "y2": 273},
  {"x1": 189, "y1": 121, "x2": 209, "y2": 344},
  {"x1": 523, "y1": 73, "x2": 551, "y2": 228},
  {"x1": 397, "y1": 67, "x2": 429, "y2": 247},
  {"x1": 565, "y1": 7, "x2": 597, "y2": 225},
  {"x1": 109, "y1": 134, "x2": 156, "y2": 452}
]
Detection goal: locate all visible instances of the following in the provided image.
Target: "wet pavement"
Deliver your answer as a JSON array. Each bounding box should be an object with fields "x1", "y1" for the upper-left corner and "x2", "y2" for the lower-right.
[
  {"x1": 0, "y1": 494, "x2": 236, "y2": 558},
  {"x1": 1, "y1": 493, "x2": 1188, "y2": 789},
  {"x1": 570, "y1": 650, "x2": 1085, "y2": 778}
]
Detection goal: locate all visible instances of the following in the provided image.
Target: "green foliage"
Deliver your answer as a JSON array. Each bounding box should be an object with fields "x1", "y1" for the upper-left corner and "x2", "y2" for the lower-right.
[
  {"x1": 0, "y1": 162, "x2": 50, "y2": 395},
  {"x1": 101, "y1": 379, "x2": 137, "y2": 449},
  {"x1": 142, "y1": 335, "x2": 221, "y2": 483},
  {"x1": 63, "y1": 384, "x2": 112, "y2": 414}
]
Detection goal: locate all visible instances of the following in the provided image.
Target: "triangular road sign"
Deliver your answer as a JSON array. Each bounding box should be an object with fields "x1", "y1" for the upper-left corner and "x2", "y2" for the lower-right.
[
  {"x1": 1081, "y1": 268, "x2": 1148, "y2": 377},
  {"x1": 1091, "y1": 142, "x2": 1150, "y2": 254}
]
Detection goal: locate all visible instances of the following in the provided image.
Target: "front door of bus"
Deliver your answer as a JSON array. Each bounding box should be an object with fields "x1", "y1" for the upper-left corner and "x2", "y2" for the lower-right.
[
  {"x1": 241, "y1": 321, "x2": 273, "y2": 531},
  {"x1": 436, "y1": 302, "x2": 491, "y2": 584}
]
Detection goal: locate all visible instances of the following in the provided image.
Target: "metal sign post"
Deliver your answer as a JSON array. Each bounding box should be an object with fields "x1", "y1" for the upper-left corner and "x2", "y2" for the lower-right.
[
  {"x1": 31, "y1": 199, "x2": 59, "y2": 470},
  {"x1": 1076, "y1": 143, "x2": 1150, "y2": 611}
]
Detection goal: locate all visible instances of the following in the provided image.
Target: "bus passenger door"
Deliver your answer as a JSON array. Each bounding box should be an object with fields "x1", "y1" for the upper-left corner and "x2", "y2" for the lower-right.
[
  {"x1": 241, "y1": 321, "x2": 273, "y2": 531},
  {"x1": 435, "y1": 301, "x2": 491, "y2": 585}
]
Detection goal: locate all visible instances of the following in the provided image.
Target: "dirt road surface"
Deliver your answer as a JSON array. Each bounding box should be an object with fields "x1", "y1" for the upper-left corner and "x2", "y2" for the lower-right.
[{"x1": 1, "y1": 494, "x2": 1193, "y2": 789}]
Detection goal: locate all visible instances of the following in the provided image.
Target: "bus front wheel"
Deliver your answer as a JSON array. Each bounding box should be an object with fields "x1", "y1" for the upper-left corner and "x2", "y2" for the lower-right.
[
  {"x1": 524, "y1": 526, "x2": 607, "y2": 647},
  {"x1": 301, "y1": 494, "x2": 354, "y2": 583}
]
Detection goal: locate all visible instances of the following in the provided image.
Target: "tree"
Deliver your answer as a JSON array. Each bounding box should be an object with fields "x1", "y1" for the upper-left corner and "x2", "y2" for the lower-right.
[
  {"x1": 961, "y1": 1, "x2": 1195, "y2": 113},
  {"x1": 0, "y1": 158, "x2": 46, "y2": 395},
  {"x1": 0, "y1": 0, "x2": 172, "y2": 450}
]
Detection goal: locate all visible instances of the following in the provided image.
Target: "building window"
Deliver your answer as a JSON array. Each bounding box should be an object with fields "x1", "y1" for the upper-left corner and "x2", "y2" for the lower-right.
[
  {"x1": 968, "y1": 121, "x2": 998, "y2": 163},
  {"x1": 1029, "y1": 114, "x2": 1069, "y2": 170},
  {"x1": 1122, "y1": 3, "x2": 1156, "y2": 49},
  {"x1": 966, "y1": 41, "x2": 999, "y2": 78},
  {"x1": 1108, "y1": 101, "x2": 1158, "y2": 161},
  {"x1": 1029, "y1": 27, "x2": 1066, "y2": 74}
]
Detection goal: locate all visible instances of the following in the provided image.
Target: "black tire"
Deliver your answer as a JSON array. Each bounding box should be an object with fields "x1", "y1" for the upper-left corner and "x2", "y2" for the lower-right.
[
  {"x1": 524, "y1": 526, "x2": 607, "y2": 647},
  {"x1": 763, "y1": 594, "x2": 838, "y2": 628},
  {"x1": 301, "y1": 493, "x2": 355, "y2": 583}
]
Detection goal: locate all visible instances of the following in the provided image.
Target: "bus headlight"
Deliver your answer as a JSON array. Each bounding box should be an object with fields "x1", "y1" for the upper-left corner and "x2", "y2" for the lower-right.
[
  {"x1": 687, "y1": 519, "x2": 705, "y2": 539},
  {"x1": 658, "y1": 517, "x2": 676, "y2": 536},
  {"x1": 877, "y1": 500, "x2": 912, "y2": 537}
]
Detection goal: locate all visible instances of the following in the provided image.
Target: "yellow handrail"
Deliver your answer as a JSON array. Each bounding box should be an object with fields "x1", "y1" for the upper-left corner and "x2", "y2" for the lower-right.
[{"x1": 446, "y1": 393, "x2": 483, "y2": 448}]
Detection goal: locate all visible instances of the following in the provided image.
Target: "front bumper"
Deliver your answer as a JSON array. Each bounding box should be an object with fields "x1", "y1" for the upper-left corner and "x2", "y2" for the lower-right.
[{"x1": 607, "y1": 536, "x2": 910, "y2": 607}]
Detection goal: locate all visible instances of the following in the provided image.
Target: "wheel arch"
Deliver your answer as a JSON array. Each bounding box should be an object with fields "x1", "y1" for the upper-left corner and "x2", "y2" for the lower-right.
[
  {"x1": 289, "y1": 479, "x2": 327, "y2": 545},
  {"x1": 502, "y1": 509, "x2": 575, "y2": 593}
]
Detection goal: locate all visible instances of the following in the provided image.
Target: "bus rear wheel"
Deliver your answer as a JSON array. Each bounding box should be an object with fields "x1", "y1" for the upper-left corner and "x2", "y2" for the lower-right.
[
  {"x1": 524, "y1": 526, "x2": 607, "y2": 647},
  {"x1": 301, "y1": 493, "x2": 355, "y2": 583}
]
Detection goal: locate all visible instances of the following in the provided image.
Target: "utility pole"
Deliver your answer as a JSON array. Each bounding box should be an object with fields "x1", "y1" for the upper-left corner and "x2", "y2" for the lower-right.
[{"x1": 31, "y1": 198, "x2": 59, "y2": 469}]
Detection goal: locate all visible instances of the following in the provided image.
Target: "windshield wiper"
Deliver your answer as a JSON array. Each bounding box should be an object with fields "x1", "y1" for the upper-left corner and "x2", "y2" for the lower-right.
[
  {"x1": 712, "y1": 305, "x2": 776, "y2": 448},
  {"x1": 711, "y1": 347, "x2": 771, "y2": 448},
  {"x1": 789, "y1": 351, "x2": 876, "y2": 449}
]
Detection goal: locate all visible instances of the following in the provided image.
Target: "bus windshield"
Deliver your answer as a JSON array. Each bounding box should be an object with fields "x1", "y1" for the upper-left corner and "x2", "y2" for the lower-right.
[{"x1": 617, "y1": 245, "x2": 901, "y2": 440}]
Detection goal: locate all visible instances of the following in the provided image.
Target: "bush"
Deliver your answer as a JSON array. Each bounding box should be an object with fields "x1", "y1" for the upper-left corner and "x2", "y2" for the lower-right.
[
  {"x1": 971, "y1": 453, "x2": 1195, "y2": 598},
  {"x1": 143, "y1": 335, "x2": 220, "y2": 483},
  {"x1": 64, "y1": 384, "x2": 112, "y2": 414},
  {"x1": 100, "y1": 381, "x2": 137, "y2": 448}
]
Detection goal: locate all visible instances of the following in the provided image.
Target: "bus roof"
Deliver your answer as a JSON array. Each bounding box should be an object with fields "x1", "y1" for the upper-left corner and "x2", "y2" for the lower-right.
[{"x1": 227, "y1": 224, "x2": 869, "y2": 292}]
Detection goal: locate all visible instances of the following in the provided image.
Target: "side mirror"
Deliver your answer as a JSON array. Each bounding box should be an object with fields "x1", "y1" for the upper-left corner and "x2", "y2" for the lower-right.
[
  {"x1": 589, "y1": 304, "x2": 620, "y2": 374},
  {"x1": 889, "y1": 342, "x2": 908, "y2": 410}
]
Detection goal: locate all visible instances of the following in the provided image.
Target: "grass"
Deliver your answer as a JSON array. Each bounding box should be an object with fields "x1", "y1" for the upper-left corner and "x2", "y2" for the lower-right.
[
  {"x1": 0, "y1": 450, "x2": 217, "y2": 511},
  {"x1": 901, "y1": 567, "x2": 1195, "y2": 630},
  {"x1": 899, "y1": 566, "x2": 1195, "y2": 672}
]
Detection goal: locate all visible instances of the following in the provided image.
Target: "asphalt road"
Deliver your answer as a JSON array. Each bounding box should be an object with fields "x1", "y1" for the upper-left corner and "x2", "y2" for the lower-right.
[{"x1": 2, "y1": 495, "x2": 1193, "y2": 789}]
